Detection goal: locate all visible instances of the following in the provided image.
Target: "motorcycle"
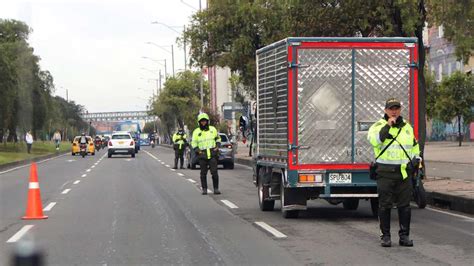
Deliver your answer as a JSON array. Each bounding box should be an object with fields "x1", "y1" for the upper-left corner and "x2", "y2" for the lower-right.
[
  {"x1": 151, "y1": 139, "x2": 155, "y2": 148},
  {"x1": 412, "y1": 160, "x2": 427, "y2": 208},
  {"x1": 79, "y1": 143, "x2": 87, "y2": 158}
]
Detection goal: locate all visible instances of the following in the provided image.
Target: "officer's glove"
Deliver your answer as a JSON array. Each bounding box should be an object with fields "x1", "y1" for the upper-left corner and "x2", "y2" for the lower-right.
[
  {"x1": 379, "y1": 124, "x2": 392, "y2": 142},
  {"x1": 194, "y1": 148, "x2": 201, "y2": 155},
  {"x1": 411, "y1": 156, "x2": 422, "y2": 169}
]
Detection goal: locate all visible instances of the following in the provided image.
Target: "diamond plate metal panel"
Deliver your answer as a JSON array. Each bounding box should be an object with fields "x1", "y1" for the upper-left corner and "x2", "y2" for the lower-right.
[
  {"x1": 297, "y1": 49, "x2": 353, "y2": 163},
  {"x1": 354, "y1": 49, "x2": 411, "y2": 163}
]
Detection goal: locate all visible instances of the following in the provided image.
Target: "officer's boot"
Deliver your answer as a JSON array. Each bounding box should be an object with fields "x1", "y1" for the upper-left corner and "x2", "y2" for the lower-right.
[
  {"x1": 173, "y1": 158, "x2": 178, "y2": 169},
  {"x1": 212, "y1": 174, "x2": 220, "y2": 195},
  {"x1": 200, "y1": 175, "x2": 208, "y2": 195},
  {"x1": 398, "y1": 207, "x2": 414, "y2": 247},
  {"x1": 379, "y1": 208, "x2": 392, "y2": 247},
  {"x1": 180, "y1": 156, "x2": 184, "y2": 169}
]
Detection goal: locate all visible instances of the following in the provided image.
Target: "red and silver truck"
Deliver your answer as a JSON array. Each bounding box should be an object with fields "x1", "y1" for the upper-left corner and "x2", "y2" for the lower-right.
[{"x1": 248, "y1": 37, "x2": 420, "y2": 218}]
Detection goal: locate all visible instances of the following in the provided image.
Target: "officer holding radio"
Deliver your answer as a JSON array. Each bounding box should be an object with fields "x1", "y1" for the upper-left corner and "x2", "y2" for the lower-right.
[{"x1": 368, "y1": 98, "x2": 420, "y2": 247}]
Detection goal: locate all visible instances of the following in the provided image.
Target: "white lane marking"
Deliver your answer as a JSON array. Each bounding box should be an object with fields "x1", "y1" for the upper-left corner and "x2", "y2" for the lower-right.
[
  {"x1": 425, "y1": 206, "x2": 474, "y2": 221},
  {"x1": 177, "y1": 173, "x2": 184, "y2": 176},
  {"x1": 61, "y1": 189, "x2": 71, "y2": 194},
  {"x1": 86, "y1": 169, "x2": 91, "y2": 172},
  {"x1": 207, "y1": 189, "x2": 213, "y2": 194},
  {"x1": 73, "y1": 180, "x2": 80, "y2": 185},
  {"x1": 67, "y1": 159, "x2": 75, "y2": 162},
  {"x1": 0, "y1": 153, "x2": 67, "y2": 175},
  {"x1": 6, "y1": 225, "x2": 34, "y2": 243},
  {"x1": 161, "y1": 162, "x2": 165, "y2": 165},
  {"x1": 91, "y1": 165, "x2": 95, "y2": 168},
  {"x1": 81, "y1": 174, "x2": 87, "y2": 178},
  {"x1": 43, "y1": 202, "x2": 57, "y2": 211},
  {"x1": 165, "y1": 164, "x2": 170, "y2": 167},
  {"x1": 187, "y1": 179, "x2": 196, "y2": 183},
  {"x1": 171, "y1": 169, "x2": 176, "y2": 172},
  {"x1": 221, "y1": 200, "x2": 239, "y2": 209},
  {"x1": 143, "y1": 150, "x2": 158, "y2": 160},
  {"x1": 255, "y1": 222, "x2": 287, "y2": 238}
]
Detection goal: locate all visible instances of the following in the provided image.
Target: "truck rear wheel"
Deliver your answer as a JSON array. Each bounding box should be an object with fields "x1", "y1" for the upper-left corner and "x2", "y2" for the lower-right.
[
  {"x1": 280, "y1": 176, "x2": 299, "y2": 218},
  {"x1": 342, "y1": 199, "x2": 359, "y2": 210},
  {"x1": 258, "y1": 168, "x2": 275, "y2": 211}
]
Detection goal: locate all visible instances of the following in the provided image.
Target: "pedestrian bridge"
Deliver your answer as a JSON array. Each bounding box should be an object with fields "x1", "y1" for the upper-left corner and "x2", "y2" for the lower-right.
[{"x1": 81, "y1": 111, "x2": 158, "y2": 122}]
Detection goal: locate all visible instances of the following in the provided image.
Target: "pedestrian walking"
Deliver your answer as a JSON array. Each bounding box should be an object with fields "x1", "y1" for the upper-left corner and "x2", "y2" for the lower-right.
[
  {"x1": 25, "y1": 130, "x2": 33, "y2": 154},
  {"x1": 172, "y1": 128, "x2": 187, "y2": 169},
  {"x1": 368, "y1": 98, "x2": 421, "y2": 247},
  {"x1": 191, "y1": 113, "x2": 222, "y2": 195},
  {"x1": 52, "y1": 130, "x2": 62, "y2": 150}
]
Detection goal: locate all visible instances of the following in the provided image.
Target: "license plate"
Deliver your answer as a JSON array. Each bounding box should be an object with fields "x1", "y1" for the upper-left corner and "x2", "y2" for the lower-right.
[
  {"x1": 329, "y1": 173, "x2": 352, "y2": 184},
  {"x1": 119, "y1": 141, "x2": 124, "y2": 144}
]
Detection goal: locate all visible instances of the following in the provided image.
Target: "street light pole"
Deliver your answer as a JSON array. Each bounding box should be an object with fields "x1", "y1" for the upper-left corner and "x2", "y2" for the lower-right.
[
  {"x1": 199, "y1": 1, "x2": 203, "y2": 109},
  {"x1": 171, "y1": 44, "x2": 175, "y2": 77},
  {"x1": 151, "y1": 22, "x2": 187, "y2": 70}
]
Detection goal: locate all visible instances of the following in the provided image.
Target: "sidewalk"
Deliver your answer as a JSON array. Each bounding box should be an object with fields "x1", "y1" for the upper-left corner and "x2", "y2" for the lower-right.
[{"x1": 234, "y1": 141, "x2": 474, "y2": 214}]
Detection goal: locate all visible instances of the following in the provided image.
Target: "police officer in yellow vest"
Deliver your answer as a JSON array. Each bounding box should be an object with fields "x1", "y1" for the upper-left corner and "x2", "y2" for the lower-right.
[
  {"x1": 368, "y1": 98, "x2": 420, "y2": 247},
  {"x1": 172, "y1": 128, "x2": 187, "y2": 169},
  {"x1": 192, "y1": 113, "x2": 222, "y2": 195}
]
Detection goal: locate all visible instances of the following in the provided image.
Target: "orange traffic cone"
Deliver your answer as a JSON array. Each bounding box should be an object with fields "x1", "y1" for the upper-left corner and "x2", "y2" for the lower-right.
[{"x1": 22, "y1": 163, "x2": 48, "y2": 220}]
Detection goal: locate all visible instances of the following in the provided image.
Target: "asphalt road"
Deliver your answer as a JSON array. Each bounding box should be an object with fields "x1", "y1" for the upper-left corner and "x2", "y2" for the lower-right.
[{"x1": 1, "y1": 146, "x2": 473, "y2": 265}]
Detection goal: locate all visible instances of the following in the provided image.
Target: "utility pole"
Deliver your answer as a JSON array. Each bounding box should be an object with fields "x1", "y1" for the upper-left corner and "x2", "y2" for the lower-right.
[
  {"x1": 159, "y1": 69, "x2": 162, "y2": 93},
  {"x1": 183, "y1": 25, "x2": 187, "y2": 70},
  {"x1": 171, "y1": 44, "x2": 175, "y2": 77},
  {"x1": 199, "y1": 1, "x2": 203, "y2": 109},
  {"x1": 66, "y1": 89, "x2": 68, "y2": 102}
]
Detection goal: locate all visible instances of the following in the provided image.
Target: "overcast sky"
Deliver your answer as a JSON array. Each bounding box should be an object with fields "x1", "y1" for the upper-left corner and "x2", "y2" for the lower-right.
[{"x1": 0, "y1": 0, "x2": 202, "y2": 112}]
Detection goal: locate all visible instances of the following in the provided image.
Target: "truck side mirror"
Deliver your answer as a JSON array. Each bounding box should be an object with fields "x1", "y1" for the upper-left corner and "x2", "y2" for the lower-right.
[{"x1": 239, "y1": 116, "x2": 248, "y2": 132}]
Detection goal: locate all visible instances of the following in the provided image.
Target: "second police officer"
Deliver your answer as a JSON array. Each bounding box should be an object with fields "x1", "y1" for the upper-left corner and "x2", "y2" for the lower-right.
[
  {"x1": 191, "y1": 113, "x2": 222, "y2": 195},
  {"x1": 368, "y1": 98, "x2": 420, "y2": 248},
  {"x1": 172, "y1": 127, "x2": 187, "y2": 169}
]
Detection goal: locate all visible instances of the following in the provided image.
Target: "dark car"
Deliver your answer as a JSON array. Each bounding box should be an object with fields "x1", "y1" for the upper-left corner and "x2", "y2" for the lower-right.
[{"x1": 186, "y1": 133, "x2": 235, "y2": 169}]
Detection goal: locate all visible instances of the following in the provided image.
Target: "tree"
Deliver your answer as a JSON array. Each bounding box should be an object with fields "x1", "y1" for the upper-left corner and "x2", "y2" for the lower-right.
[
  {"x1": 151, "y1": 71, "x2": 206, "y2": 139},
  {"x1": 142, "y1": 122, "x2": 157, "y2": 134},
  {"x1": 424, "y1": 69, "x2": 438, "y2": 119},
  {"x1": 427, "y1": 0, "x2": 473, "y2": 63},
  {"x1": 434, "y1": 71, "x2": 473, "y2": 146}
]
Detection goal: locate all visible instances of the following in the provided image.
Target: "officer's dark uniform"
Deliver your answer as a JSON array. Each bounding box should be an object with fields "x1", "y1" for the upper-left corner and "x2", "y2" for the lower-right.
[
  {"x1": 191, "y1": 113, "x2": 221, "y2": 195},
  {"x1": 368, "y1": 98, "x2": 420, "y2": 247}
]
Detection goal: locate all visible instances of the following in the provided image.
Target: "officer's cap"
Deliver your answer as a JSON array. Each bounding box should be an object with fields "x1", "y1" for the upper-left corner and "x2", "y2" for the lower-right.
[{"x1": 385, "y1": 98, "x2": 401, "y2": 109}]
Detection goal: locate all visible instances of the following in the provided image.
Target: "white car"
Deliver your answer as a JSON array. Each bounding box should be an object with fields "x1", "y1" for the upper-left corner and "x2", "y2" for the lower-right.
[{"x1": 108, "y1": 132, "x2": 136, "y2": 158}]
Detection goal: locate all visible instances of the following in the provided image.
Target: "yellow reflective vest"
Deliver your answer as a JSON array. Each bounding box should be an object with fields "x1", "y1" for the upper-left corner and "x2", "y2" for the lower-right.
[
  {"x1": 367, "y1": 118, "x2": 420, "y2": 179},
  {"x1": 191, "y1": 126, "x2": 221, "y2": 159},
  {"x1": 172, "y1": 133, "x2": 187, "y2": 149}
]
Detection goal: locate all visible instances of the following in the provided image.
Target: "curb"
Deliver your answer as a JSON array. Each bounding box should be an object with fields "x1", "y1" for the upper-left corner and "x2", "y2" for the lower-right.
[
  {"x1": 0, "y1": 151, "x2": 69, "y2": 172},
  {"x1": 235, "y1": 157, "x2": 254, "y2": 168},
  {"x1": 425, "y1": 191, "x2": 474, "y2": 215}
]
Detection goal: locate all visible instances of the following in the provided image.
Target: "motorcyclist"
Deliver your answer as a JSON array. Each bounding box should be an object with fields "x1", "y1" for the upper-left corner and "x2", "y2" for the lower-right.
[{"x1": 79, "y1": 133, "x2": 88, "y2": 145}]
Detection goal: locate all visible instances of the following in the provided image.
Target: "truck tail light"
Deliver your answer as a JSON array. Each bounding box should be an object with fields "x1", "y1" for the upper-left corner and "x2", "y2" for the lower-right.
[
  {"x1": 108, "y1": 141, "x2": 112, "y2": 146},
  {"x1": 299, "y1": 174, "x2": 323, "y2": 183}
]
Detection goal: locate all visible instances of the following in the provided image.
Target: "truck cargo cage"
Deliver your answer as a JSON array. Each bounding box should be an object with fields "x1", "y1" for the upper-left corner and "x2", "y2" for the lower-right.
[{"x1": 253, "y1": 37, "x2": 419, "y2": 218}]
